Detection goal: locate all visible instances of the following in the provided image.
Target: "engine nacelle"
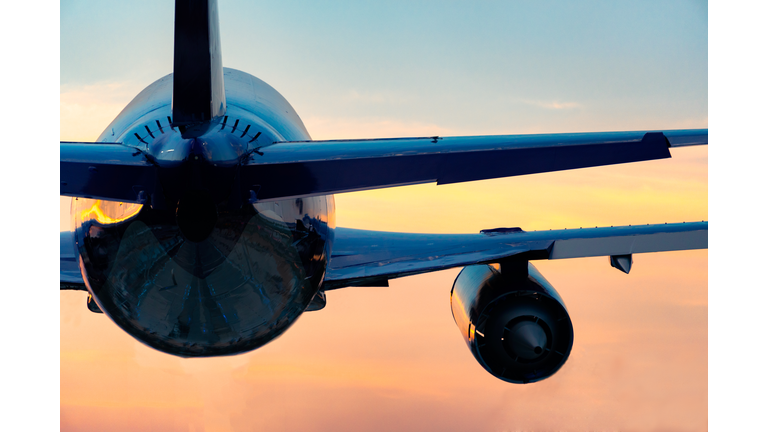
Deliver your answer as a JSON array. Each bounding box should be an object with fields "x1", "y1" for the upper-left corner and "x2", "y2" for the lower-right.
[{"x1": 451, "y1": 262, "x2": 574, "y2": 383}]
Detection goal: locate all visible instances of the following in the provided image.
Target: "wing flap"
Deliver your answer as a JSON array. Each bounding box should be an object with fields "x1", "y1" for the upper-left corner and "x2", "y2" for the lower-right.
[
  {"x1": 325, "y1": 222, "x2": 707, "y2": 289},
  {"x1": 550, "y1": 224, "x2": 707, "y2": 259},
  {"x1": 243, "y1": 129, "x2": 706, "y2": 201}
]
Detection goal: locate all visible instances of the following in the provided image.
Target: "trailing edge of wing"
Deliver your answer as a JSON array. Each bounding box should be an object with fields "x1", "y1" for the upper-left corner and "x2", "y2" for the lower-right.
[
  {"x1": 243, "y1": 129, "x2": 706, "y2": 201},
  {"x1": 60, "y1": 142, "x2": 157, "y2": 203},
  {"x1": 324, "y1": 221, "x2": 708, "y2": 289}
]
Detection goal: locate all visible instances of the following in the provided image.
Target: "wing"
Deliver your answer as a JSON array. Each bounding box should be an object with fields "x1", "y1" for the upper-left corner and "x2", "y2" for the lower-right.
[
  {"x1": 241, "y1": 129, "x2": 707, "y2": 201},
  {"x1": 59, "y1": 130, "x2": 706, "y2": 203},
  {"x1": 60, "y1": 231, "x2": 86, "y2": 290},
  {"x1": 324, "y1": 222, "x2": 707, "y2": 289}
]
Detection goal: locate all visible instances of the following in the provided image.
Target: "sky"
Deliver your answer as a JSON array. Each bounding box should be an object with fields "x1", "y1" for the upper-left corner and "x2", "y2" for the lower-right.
[{"x1": 54, "y1": 1, "x2": 713, "y2": 430}]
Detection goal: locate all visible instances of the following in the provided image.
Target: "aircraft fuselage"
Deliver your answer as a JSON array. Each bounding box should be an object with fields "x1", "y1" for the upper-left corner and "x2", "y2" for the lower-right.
[{"x1": 72, "y1": 68, "x2": 335, "y2": 356}]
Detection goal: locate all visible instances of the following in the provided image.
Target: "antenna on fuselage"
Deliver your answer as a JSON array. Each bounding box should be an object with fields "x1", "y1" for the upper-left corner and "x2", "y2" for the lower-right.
[{"x1": 171, "y1": 0, "x2": 227, "y2": 138}]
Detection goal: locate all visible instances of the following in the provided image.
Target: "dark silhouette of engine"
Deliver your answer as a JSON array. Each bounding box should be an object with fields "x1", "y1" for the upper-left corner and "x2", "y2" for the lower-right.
[{"x1": 451, "y1": 262, "x2": 574, "y2": 383}]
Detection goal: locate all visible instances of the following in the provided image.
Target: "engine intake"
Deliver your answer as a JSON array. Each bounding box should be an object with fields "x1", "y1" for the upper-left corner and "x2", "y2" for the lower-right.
[{"x1": 450, "y1": 262, "x2": 573, "y2": 383}]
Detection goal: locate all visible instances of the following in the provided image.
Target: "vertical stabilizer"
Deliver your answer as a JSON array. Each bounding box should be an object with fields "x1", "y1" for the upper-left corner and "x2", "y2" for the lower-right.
[{"x1": 171, "y1": 0, "x2": 226, "y2": 138}]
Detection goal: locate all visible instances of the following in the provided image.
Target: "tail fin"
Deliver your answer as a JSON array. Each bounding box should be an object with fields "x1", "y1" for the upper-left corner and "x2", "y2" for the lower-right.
[{"x1": 171, "y1": 0, "x2": 226, "y2": 138}]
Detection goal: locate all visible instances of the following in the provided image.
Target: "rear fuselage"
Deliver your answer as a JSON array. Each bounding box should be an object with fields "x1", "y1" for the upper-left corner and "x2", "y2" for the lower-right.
[{"x1": 72, "y1": 68, "x2": 335, "y2": 356}]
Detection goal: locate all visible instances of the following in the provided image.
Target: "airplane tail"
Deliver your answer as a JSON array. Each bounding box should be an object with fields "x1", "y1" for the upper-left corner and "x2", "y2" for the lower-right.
[{"x1": 171, "y1": 0, "x2": 227, "y2": 138}]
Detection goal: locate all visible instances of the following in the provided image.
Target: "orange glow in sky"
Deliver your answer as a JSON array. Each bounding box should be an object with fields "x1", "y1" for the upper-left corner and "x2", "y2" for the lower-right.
[
  {"x1": 61, "y1": 146, "x2": 707, "y2": 431},
  {"x1": 60, "y1": 3, "x2": 707, "y2": 430}
]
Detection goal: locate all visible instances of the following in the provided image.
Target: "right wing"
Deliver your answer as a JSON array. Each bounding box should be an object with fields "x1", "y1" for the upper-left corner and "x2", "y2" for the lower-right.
[{"x1": 324, "y1": 222, "x2": 708, "y2": 290}]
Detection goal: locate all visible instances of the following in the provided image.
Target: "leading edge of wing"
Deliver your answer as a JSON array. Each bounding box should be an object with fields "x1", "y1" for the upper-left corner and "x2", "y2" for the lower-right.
[
  {"x1": 664, "y1": 129, "x2": 708, "y2": 147},
  {"x1": 324, "y1": 221, "x2": 707, "y2": 289},
  {"x1": 243, "y1": 129, "x2": 706, "y2": 201}
]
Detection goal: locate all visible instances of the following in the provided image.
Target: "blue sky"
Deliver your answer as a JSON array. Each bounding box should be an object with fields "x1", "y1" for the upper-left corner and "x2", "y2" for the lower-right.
[{"x1": 61, "y1": 0, "x2": 707, "y2": 141}]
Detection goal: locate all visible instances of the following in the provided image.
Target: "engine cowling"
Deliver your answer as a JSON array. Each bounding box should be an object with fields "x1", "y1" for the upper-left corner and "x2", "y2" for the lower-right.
[{"x1": 451, "y1": 262, "x2": 574, "y2": 383}]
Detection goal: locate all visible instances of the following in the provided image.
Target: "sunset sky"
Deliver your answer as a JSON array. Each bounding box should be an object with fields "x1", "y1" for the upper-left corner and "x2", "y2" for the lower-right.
[{"x1": 54, "y1": 1, "x2": 712, "y2": 431}]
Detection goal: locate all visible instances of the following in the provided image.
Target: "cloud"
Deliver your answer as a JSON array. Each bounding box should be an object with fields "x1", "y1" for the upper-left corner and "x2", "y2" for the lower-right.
[
  {"x1": 60, "y1": 80, "x2": 147, "y2": 141},
  {"x1": 302, "y1": 115, "x2": 462, "y2": 140},
  {"x1": 519, "y1": 99, "x2": 584, "y2": 110},
  {"x1": 342, "y1": 89, "x2": 417, "y2": 105}
]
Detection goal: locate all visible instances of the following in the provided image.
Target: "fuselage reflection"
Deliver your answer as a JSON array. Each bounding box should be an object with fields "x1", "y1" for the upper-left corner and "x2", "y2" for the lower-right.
[{"x1": 72, "y1": 69, "x2": 336, "y2": 356}]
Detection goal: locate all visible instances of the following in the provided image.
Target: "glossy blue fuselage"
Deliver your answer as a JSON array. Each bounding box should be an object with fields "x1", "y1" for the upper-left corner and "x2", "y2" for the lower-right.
[{"x1": 72, "y1": 68, "x2": 335, "y2": 356}]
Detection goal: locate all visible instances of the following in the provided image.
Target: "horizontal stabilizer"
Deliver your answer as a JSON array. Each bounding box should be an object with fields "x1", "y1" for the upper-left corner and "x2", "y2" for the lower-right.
[
  {"x1": 60, "y1": 142, "x2": 157, "y2": 203},
  {"x1": 665, "y1": 129, "x2": 708, "y2": 147},
  {"x1": 243, "y1": 129, "x2": 706, "y2": 201},
  {"x1": 324, "y1": 221, "x2": 707, "y2": 289}
]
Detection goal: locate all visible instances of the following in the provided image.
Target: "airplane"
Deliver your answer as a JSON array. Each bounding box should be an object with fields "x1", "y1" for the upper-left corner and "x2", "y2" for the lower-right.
[{"x1": 60, "y1": 0, "x2": 707, "y2": 384}]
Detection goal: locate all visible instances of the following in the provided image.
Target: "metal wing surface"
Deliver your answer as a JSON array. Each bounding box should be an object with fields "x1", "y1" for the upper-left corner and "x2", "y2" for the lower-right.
[
  {"x1": 61, "y1": 219, "x2": 708, "y2": 291},
  {"x1": 60, "y1": 130, "x2": 706, "y2": 203},
  {"x1": 324, "y1": 222, "x2": 708, "y2": 289},
  {"x1": 241, "y1": 129, "x2": 707, "y2": 201},
  {"x1": 60, "y1": 231, "x2": 85, "y2": 290},
  {"x1": 60, "y1": 142, "x2": 157, "y2": 203}
]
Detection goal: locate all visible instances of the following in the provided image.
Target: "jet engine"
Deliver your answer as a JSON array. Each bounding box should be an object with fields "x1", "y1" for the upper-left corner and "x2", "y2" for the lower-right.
[{"x1": 450, "y1": 262, "x2": 573, "y2": 383}]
